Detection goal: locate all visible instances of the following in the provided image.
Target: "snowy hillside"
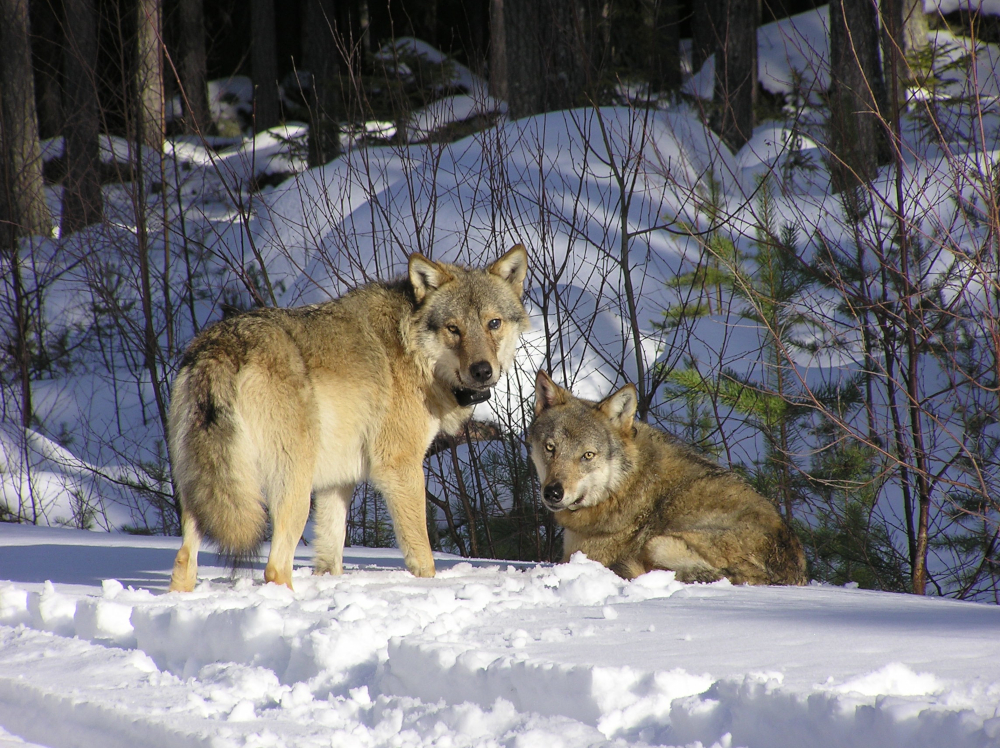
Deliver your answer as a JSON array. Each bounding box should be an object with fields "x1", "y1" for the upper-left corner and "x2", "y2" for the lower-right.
[{"x1": 2, "y1": 523, "x2": 999, "y2": 748}]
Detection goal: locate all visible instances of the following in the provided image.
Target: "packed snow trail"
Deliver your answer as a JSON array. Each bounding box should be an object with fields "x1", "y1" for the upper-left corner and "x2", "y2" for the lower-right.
[{"x1": 1, "y1": 525, "x2": 999, "y2": 747}]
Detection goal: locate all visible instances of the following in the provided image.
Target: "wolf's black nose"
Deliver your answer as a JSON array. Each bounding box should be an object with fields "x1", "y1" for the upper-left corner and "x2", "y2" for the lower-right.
[
  {"x1": 470, "y1": 361, "x2": 493, "y2": 383},
  {"x1": 543, "y1": 482, "x2": 564, "y2": 503}
]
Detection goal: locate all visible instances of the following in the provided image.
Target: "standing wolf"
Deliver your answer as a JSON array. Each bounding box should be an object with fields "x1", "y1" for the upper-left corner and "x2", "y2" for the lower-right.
[
  {"x1": 167, "y1": 246, "x2": 529, "y2": 592},
  {"x1": 528, "y1": 371, "x2": 807, "y2": 585}
]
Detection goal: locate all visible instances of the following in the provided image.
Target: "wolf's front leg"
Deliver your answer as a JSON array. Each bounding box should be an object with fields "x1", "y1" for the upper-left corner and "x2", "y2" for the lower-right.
[
  {"x1": 373, "y1": 462, "x2": 436, "y2": 578},
  {"x1": 312, "y1": 483, "x2": 355, "y2": 575},
  {"x1": 642, "y1": 534, "x2": 723, "y2": 583}
]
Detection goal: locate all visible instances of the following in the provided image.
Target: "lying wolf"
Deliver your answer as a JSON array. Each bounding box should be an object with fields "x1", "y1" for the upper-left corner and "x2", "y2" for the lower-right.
[
  {"x1": 528, "y1": 370, "x2": 807, "y2": 585},
  {"x1": 168, "y1": 246, "x2": 529, "y2": 591}
]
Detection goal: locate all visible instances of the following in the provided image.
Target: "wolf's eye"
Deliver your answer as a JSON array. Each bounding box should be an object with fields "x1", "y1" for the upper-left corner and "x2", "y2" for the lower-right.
[
  {"x1": 446, "y1": 324, "x2": 461, "y2": 336},
  {"x1": 582, "y1": 451, "x2": 596, "y2": 461},
  {"x1": 544, "y1": 442, "x2": 555, "y2": 454},
  {"x1": 488, "y1": 318, "x2": 502, "y2": 330}
]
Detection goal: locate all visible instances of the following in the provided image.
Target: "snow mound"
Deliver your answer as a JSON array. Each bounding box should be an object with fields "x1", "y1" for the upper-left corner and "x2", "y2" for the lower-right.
[{"x1": 2, "y1": 526, "x2": 1000, "y2": 747}]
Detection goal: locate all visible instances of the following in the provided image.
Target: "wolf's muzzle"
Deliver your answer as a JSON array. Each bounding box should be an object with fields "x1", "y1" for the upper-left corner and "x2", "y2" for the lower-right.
[
  {"x1": 543, "y1": 482, "x2": 564, "y2": 508},
  {"x1": 469, "y1": 360, "x2": 493, "y2": 384}
]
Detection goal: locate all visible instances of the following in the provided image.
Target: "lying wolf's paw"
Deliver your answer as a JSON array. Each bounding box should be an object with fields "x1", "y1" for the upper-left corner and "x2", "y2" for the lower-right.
[{"x1": 673, "y1": 567, "x2": 724, "y2": 584}]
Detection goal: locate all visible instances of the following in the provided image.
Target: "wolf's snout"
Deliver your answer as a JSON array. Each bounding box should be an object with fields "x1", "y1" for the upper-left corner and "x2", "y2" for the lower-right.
[
  {"x1": 469, "y1": 360, "x2": 493, "y2": 384},
  {"x1": 543, "y1": 482, "x2": 564, "y2": 505}
]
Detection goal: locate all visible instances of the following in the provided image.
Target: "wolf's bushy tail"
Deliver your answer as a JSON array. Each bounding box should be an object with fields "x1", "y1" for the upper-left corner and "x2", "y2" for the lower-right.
[{"x1": 169, "y1": 356, "x2": 267, "y2": 560}]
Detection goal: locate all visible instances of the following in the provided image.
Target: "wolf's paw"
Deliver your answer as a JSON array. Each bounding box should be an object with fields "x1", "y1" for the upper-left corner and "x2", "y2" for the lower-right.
[
  {"x1": 406, "y1": 556, "x2": 436, "y2": 578},
  {"x1": 674, "y1": 567, "x2": 724, "y2": 584},
  {"x1": 312, "y1": 559, "x2": 344, "y2": 576},
  {"x1": 169, "y1": 552, "x2": 197, "y2": 592},
  {"x1": 168, "y1": 577, "x2": 196, "y2": 593},
  {"x1": 264, "y1": 563, "x2": 295, "y2": 590}
]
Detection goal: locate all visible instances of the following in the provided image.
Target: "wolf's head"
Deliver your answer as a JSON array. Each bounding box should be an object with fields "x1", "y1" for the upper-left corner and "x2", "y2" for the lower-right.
[
  {"x1": 528, "y1": 370, "x2": 637, "y2": 511},
  {"x1": 409, "y1": 245, "x2": 529, "y2": 406}
]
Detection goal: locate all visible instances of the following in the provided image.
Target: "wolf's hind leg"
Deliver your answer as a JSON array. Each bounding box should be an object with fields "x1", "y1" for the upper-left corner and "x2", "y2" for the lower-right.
[
  {"x1": 373, "y1": 463, "x2": 435, "y2": 578},
  {"x1": 169, "y1": 510, "x2": 202, "y2": 592},
  {"x1": 643, "y1": 534, "x2": 723, "y2": 583},
  {"x1": 264, "y1": 469, "x2": 313, "y2": 590},
  {"x1": 312, "y1": 484, "x2": 355, "y2": 575}
]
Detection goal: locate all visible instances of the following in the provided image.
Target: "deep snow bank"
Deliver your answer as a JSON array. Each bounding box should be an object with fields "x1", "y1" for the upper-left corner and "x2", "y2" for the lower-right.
[{"x1": 1, "y1": 525, "x2": 999, "y2": 748}]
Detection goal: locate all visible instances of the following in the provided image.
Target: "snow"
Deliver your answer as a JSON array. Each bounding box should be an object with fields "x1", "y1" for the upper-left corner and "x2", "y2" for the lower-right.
[
  {"x1": 687, "y1": 5, "x2": 1000, "y2": 107},
  {"x1": 2, "y1": 523, "x2": 1000, "y2": 748},
  {"x1": 932, "y1": 0, "x2": 1000, "y2": 15}
]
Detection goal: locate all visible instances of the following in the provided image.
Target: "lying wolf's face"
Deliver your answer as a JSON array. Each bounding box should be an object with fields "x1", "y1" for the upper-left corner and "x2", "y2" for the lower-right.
[
  {"x1": 410, "y1": 246, "x2": 529, "y2": 405},
  {"x1": 528, "y1": 370, "x2": 637, "y2": 511}
]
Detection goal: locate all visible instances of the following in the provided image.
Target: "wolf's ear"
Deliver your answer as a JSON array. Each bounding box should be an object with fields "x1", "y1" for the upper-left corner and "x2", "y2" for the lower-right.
[
  {"x1": 409, "y1": 254, "x2": 454, "y2": 303},
  {"x1": 489, "y1": 244, "x2": 528, "y2": 294},
  {"x1": 598, "y1": 384, "x2": 638, "y2": 432},
  {"x1": 534, "y1": 369, "x2": 568, "y2": 416}
]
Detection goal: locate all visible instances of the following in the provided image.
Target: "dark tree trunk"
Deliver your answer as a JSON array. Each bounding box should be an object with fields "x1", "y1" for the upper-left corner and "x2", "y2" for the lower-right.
[
  {"x1": 489, "y1": 0, "x2": 508, "y2": 100},
  {"x1": 581, "y1": 0, "x2": 611, "y2": 84},
  {"x1": 465, "y1": 0, "x2": 489, "y2": 74},
  {"x1": 136, "y1": 0, "x2": 165, "y2": 150},
  {"x1": 880, "y1": 0, "x2": 929, "y2": 118},
  {"x1": 419, "y1": 0, "x2": 438, "y2": 46},
  {"x1": 901, "y1": 0, "x2": 928, "y2": 54},
  {"x1": 691, "y1": 0, "x2": 719, "y2": 76},
  {"x1": 828, "y1": 0, "x2": 890, "y2": 194},
  {"x1": 303, "y1": 0, "x2": 341, "y2": 167},
  {"x1": 178, "y1": 0, "x2": 211, "y2": 135},
  {"x1": 504, "y1": 0, "x2": 545, "y2": 117},
  {"x1": 542, "y1": 0, "x2": 586, "y2": 111},
  {"x1": 644, "y1": 0, "x2": 681, "y2": 94},
  {"x1": 60, "y1": 0, "x2": 103, "y2": 235},
  {"x1": 30, "y1": 0, "x2": 63, "y2": 139},
  {"x1": 1, "y1": 0, "x2": 49, "y2": 450},
  {"x1": 505, "y1": 0, "x2": 586, "y2": 118},
  {"x1": 251, "y1": 0, "x2": 280, "y2": 131},
  {"x1": 713, "y1": 0, "x2": 757, "y2": 151},
  {"x1": 882, "y1": 0, "x2": 929, "y2": 64},
  {"x1": 0, "y1": 0, "x2": 52, "y2": 242}
]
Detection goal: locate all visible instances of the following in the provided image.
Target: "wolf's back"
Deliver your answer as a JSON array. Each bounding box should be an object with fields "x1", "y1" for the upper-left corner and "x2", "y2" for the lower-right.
[{"x1": 169, "y1": 346, "x2": 267, "y2": 558}]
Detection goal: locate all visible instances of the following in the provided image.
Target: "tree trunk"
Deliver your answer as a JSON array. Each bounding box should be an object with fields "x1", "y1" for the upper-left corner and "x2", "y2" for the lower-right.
[
  {"x1": 882, "y1": 0, "x2": 929, "y2": 64},
  {"x1": 61, "y1": 0, "x2": 103, "y2": 235},
  {"x1": 828, "y1": 0, "x2": 890, "y2": 194},
  {"x1": 0, "y1": 0, "x2": 52, "y2": 241},
  {"x1": 504, "y1": 0, "x2": 544, "y2": 117},
  {"x1": 178, "y1": 0, "x2": 211, "y2": 135},
  {"x1": 901, "y1": 0, "x2": 929, "y2": 55},
  {"x1": 691, "y1": 0, "x2": 719, "y2": 76},
  {"x1": 543, "y1": 0, "x2": 586, "y2": 111},
  {"x1": 713, "y1": 0, "x2": 757, "y2": 151},
  {"x1": 880, "y1": 0, "x2": 929, "y2": 119},
  {"x1": 466, "y1": 0, "x2": 489, "y2": 74},
  {"x1": 30, "y1": 0, "x2": 63, "y2": 139},
  {"x1": 505, "y1": 0, "x2": 586, "y2": 118},
  {"x1": 643, "y1": 0, "x2": 681, "y2": 94},
  {"x1": 136, "y1": 0, "x2": 165, "y2": 150},
  {"x1": 580, "y1": 0, "x2": 610, "y2": 84},
  {"x1": 303, "y1": 0, "x2": 341, "y2": 167},
  {"x1": 251, "y1": 0, "x2": 280, "y2": 131},
  {"x1": 419, "y1": 0, "x2": 438, "y2": 47},
  {"x1": 489, "y1": 0, "x2": 508, "y2": 100}
]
